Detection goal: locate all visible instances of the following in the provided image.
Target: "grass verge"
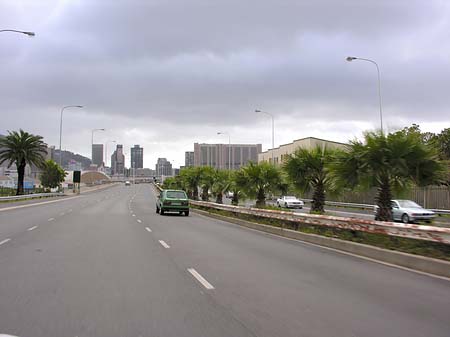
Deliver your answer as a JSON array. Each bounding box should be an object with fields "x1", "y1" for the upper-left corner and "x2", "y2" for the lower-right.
[{"x1": 192, "y1": 204, "x2": 450, "y2": 262}]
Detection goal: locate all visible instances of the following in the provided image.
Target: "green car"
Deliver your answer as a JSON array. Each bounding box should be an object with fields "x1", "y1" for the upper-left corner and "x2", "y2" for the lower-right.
[{"x1": 156, "y1": 189, "x2": 190, "y2": 216}]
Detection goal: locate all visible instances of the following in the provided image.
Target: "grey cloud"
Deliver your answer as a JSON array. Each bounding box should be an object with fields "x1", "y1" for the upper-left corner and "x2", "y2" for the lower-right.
[{"x1": 1, "y1": 0, "x2": 449, "y2": 167}]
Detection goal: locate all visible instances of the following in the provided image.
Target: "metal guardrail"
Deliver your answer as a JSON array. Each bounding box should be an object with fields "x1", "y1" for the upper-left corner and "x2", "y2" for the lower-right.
[
  {"x1": 301, "y1": 198, "x2": 450, "y2": 216},
  {"x1": 149, "y1": 183, "x2": 450, "y2": 243},
  {"x1": 0, "y1": 192, "x2": 64, "y2": 201},
  {"x1": 191, "y1": 200, "x2": 450, "y2": 244}
]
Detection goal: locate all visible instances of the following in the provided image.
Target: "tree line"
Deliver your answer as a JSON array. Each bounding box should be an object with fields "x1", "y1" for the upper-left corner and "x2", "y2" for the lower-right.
[{"x1": 163, "y1": 127, "x2": 449, "y2": 222}]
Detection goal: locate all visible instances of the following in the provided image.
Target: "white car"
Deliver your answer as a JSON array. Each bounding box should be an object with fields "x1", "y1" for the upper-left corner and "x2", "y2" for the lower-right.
[
  {"x1": 374, "y1": 199, "x2": 435, "y2": 223},
  {"x1": 125, "y1": 181, "x2": 131, "y2": 186},
  {"x1": 276, "y1": 196, "x2": 304, "y2": 209}
]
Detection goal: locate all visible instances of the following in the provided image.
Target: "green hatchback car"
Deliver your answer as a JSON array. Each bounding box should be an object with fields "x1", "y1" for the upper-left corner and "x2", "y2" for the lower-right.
[{"x1": 156, "y1": 189, "x2": 190, "y2": 216}]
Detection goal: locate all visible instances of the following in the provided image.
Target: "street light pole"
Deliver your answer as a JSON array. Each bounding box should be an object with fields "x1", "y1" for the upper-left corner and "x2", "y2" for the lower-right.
[
  {"x1": 91, "y1": 128, "x2": 106, "y2": 165},
  {"x1": 255, "y1": 109, "x2": 275, "y2": 164},
  {"x1": 346, "y1": 56, "x2": 383, "y2": 133},
  {"x1": 59, "y1": 105, "x2": 83, "y2": 167},
  {"x1": 217, "y1": 132, "x2": 231, "y2": 171},
  {"x1": 105, "y1": 140, "x2": 116, "y2": 168},
  {"x1": 0, "y1": 29, "x2": 35, "y2": 37}
]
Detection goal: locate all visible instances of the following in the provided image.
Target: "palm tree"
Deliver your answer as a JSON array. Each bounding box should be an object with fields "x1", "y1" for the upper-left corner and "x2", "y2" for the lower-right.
[
  {"x1": 228, "y1": 170, "x2": 246, "y2": 206},
  {"x1": 199, "y1": 166, "x2": 215, "y2": 201},
  {"x1": 236, "y1": 161, "x2": 282, "y2": 207},
  {"x1": 0, "y1": 130, "x2": 47, "y2": 195},
  {"x1": 179, "y1": 166, "x2": 202, "y2": 200},
  {"x1": 283, "y1": 146, "x2": 337, "y2": 214},
  {"x1": 162, "y1": 176, "x2": 182, "y2": 190},
  {"x1": 330, "y1": 131, "x2": 445, "y2": 221},
  {"x1": 211, "y1": 169, "x2": 230, "y2": 204}
]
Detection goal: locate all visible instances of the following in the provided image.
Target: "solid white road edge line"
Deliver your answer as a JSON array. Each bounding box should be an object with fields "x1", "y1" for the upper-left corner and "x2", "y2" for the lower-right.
[
  {"x1": 27, "y1": 226, "x2": 38, "y2": 231},
  {"x1": 188, "y1": 268, "x2": 215, "y2": 290},
  {"x1": 0, "y1": 238, "x2": 11, "y2": 246},
  {"x1": 159, "y1": 240, "x2": 170, "y2": 248},
  {"x1": 145, "y1": 227, "x2": 152, "y2": 232},
  {"x1": 0, "y1": 196, "x2": 80, "y2": 212}
]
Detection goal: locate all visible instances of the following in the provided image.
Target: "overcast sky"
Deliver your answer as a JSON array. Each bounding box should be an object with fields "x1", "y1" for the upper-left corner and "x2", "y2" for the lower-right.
[{"x1": 1, "y1": 0, "x2": 449, "y2": 168}]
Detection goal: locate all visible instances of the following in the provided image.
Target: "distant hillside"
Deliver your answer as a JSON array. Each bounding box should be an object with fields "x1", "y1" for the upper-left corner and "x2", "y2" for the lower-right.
[{"x1": 54, "y1": 150, "x2": 92, "y2": 170}]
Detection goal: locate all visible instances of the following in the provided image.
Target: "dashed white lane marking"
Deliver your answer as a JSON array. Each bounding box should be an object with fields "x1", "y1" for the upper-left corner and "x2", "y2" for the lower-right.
[
  {"x1": 60, "y1": 212, "x2": 65, "y2": 216},
  {"x1": 132, "y1": 214, "x2": 136, "y2": 217},
  {"x1": 67, "y1": 209, "x2": 73, "y2": 213},
  {"x1": 0, "y1": 238, "x2": 11, "y2": 246},
  {"x1": 137, "y1": 219, "x2": 142, "y2": 223},
  {"x1": 48, "y1": 218, "x2": 55, "y2": 222},
  {"x1": 159, "y1": 240, "x2": 170, "y2": 248},
  {"x1": 27, "y1": 226, "x2": 38, "y2": 231},
  {"x1": 188, "y1": 268, "x2": 215, "y2": 290},
  {"x1": 145, "y1": 227, "x2": 152, "y2": 232}
]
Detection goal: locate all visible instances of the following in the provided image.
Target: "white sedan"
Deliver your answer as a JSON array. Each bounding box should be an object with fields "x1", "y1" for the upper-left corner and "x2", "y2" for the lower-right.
[
  {"x1": 374, "y1": 199, "x2": 435, "y2": 223},
  {"x1": 276, "y1": 196, "x2": 304, "y2": 209}
]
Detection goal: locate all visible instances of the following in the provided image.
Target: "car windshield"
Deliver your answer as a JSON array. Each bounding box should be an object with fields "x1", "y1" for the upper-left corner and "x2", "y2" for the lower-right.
[
  {"x1": 397, "y1": 200, "x2": 421, "y2": 208},
  {"x1": 166, "y1": 191, "x2": 187, "y2": 199},
  {"x1": 285, "y1": 196, "x2": 297, "y2": 200}
]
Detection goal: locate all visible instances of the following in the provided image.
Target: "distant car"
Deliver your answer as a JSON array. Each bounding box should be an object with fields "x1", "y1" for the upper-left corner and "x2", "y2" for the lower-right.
[
  {"x1": 125, "y1": 181, "x2": 131, "y2": 186},
  {"x1": 276, "y1": 196, "x2": 304, "y2": 209},
  {"x1": 225, "y1": 191, "x2": 234, "y2": 199},
  {"x1": 374, "y1": 199, "x2": 435, "y2": 223},
  {"x1": 156, "y1": 189, "x2": 190, "y2": 216}
]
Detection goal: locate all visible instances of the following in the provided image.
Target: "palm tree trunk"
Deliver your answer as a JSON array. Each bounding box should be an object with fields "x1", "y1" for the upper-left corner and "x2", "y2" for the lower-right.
[
  {"x1": 375, "y1": 176, "x2": 392, "y2": 221},
  {"x1": 231, "y1": 191, "x2": 239, "y2": 206},
  {"x1": 311, "y1": 182, "x2": 325, "y2": 214},
  {"x1": 255, "y1": 187, "x2": 266, "y2": 208},
  {"x1": 16, "y1": 161, "x2": 26, "y2": 195},
  {"x1": 215, "y1": 192, "x2": 223, "y2": 204},
  {"x1": 201, "y1": 187, "x2": 209, "y2": 201}
]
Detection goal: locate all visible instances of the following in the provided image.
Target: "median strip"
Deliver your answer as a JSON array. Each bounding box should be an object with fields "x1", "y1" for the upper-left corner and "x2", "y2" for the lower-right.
[{"x1": 188, "y1": 268, "x2": 215, "y2": 290}]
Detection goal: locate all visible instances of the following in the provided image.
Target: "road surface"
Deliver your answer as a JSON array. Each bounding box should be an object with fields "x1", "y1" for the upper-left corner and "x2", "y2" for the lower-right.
[{"x1": 1, "y1": 184, "x2": 449, "y2": 337}]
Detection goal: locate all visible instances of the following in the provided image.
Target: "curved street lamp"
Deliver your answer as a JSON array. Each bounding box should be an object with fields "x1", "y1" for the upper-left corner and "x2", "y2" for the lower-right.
[
  {"x1": 0, "y1": 29, "x2": 35, "y2": 37},
  {"x1": 59, "y1": 105, "x2": 84, "y2": 166},
  {"x1": 255, "y1": 109, "x2": 275, "y2": 164},
  {"x1": 346, "y1": 56, "x2": 383, "y2": 133}
]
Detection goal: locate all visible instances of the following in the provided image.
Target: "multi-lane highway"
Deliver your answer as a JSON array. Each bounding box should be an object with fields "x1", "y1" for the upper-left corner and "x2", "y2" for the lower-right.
[{"x1": 0, "y1": 184, "x2": 449, "y2": 337}]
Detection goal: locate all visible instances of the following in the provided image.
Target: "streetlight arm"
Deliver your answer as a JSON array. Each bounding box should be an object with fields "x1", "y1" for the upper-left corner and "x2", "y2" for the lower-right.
[{"x1": 0, "y1": 29, "x2": 35, "y2": 36}]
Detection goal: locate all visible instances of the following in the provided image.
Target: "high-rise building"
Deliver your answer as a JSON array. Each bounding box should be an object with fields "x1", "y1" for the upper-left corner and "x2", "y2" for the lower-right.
[
  {"x1": 185, "y1": 151, "x2": 194, "y2": 167},
  {"x1": 155, "y1": 158, "x2": 172, "y2": 177},
  {"x1": 131, "y1": 145, "x2": 144, "y2": 169},
  {"x1": 111, "y1": 144, "x2": 125, "y2": 176},
  {"x1": 194, "y1": 143, "x2": 262, "y2": 170},
  {"x1": 92, "y1": 144, "x2": 104, "y2": 168}
]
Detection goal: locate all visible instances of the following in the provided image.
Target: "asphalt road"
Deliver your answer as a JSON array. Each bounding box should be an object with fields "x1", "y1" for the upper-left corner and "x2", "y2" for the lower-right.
[{"x1": 0, "y1": 184, "x2": 449, "y2": 337}]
